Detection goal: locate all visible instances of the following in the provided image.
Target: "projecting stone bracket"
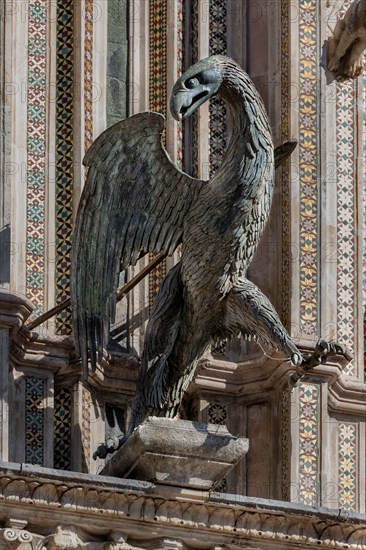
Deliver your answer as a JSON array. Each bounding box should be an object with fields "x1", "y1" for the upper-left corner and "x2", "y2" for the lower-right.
[{"x1": 100, "y1": 417, "x2": 249, "y2": 490}]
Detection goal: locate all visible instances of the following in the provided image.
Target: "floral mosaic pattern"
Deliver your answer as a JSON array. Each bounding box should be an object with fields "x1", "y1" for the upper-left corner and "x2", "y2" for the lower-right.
[
  {"x1": 54, "y1": 387, "x2": 72, "y2": 470},
  {"x1": 338, "y1": 423, "x2": 357, "y2": 511},
  {"x1": 55, "y1": 0, "x2": 74, "y2": 334},
  {"x1": 26, "y1": 0, "x2": 48, "y2": 317},
  {"x1": 209, "y1": 0, "x2": 227, "y2": 177},
  {"x1": 298, "y1": 0, "x2": 319, "y2": 338},
  {"x1": 298, "y1": 383, "x2": 320, "y2": 506},
  {"x1": 25, "y1": 377, "x2": 45, "y2": 465}
]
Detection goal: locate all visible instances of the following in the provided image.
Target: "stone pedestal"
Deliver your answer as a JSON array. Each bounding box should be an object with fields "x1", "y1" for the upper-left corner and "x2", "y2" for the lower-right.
[{"x1": 100, "y1": 417, "x2": 249, "y2": 490}]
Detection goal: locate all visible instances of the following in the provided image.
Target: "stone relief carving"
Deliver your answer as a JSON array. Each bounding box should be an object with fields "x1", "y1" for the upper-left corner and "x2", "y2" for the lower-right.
[{"x1": 1, "y1": 472, "x2": 366, "y2": 548}]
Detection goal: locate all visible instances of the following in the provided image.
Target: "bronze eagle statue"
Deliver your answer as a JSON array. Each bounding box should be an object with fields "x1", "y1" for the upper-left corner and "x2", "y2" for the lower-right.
[{"x1": 71, "y1": 56, "x2": 341, "y2": 457}]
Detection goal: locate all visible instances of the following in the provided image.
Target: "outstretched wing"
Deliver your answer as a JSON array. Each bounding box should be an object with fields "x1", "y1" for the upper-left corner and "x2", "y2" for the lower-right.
[{"x1": 71, "y1": 112, "x2": 205, "y2": 375}]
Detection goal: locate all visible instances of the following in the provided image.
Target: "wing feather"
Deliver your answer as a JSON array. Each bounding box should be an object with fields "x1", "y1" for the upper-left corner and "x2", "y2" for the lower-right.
[{"x1": 71, "y1": 112, "x2": 205, "y2": 376}]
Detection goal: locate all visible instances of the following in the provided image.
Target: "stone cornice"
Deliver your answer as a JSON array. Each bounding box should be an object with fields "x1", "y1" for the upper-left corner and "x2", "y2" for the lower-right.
[
  {"x1": 0, "y1": 292, "x2": 33, "y2": 335},
  {"x1": 0, "y1": 463, "x2": 365, "y2": 549}
]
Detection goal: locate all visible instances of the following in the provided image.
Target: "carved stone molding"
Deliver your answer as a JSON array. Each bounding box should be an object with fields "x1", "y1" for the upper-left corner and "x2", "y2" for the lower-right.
[
  {"x1": 0, "y1": 292, "x2": 33, "y2": 335},
  {"x1": 0, "y1": 463, "x2": 365, "y2": 549}
]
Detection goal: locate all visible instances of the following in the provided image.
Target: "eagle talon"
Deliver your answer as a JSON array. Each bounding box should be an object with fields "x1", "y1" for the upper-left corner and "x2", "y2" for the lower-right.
[{"x1": 93, "y1": 435, "x2": 127, "y2": 460}]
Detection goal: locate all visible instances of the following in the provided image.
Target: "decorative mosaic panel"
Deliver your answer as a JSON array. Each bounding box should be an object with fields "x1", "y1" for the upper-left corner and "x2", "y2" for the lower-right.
[
  {"x1": 54, "y1": 387, "x2": 72, "y2": 470},
  {"x1": 25, "y1": 376, "x2": 45, "y2": 465},
  {"x1": 209, "y1": 0, "x2": 227, "y2": 177},
  {"x1": 281, "y1": 384, "x2": 291, "y2": 501},
  {"x1": 338, "y1": 422, "x2": 357, "y2": 511},
  {"x1": 298, "y1": 383, "x2": 320, "y2": 506},
  {"x1": 149, "y1": 0, "x2": 168, "y2": 307},
  {"x1": 26, "y1": 0, "x2": 48, "y2": 317},
  {"x1": 82, "y1": 387, "x2": 91, "y2": 472},
  {"x1": 281, "y1": 0, "x2": 290, "y2": 329},
  {"x1": 298, "y1": 0, "x2": 319, "y2": 338},
  {"x1": 84, "y1": 0, "x2": 94, "y2": 151},
  {"x1": 208, "y1": 402, "x2": 227, "y2": 425},
  {"x1": 55, "y1": 0, "x2": 74, "y2": 335}
]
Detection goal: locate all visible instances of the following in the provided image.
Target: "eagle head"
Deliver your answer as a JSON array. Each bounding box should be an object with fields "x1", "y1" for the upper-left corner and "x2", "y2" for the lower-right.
[{"x1": 170, "y1": 55, "x2": 224, "y2": 121}]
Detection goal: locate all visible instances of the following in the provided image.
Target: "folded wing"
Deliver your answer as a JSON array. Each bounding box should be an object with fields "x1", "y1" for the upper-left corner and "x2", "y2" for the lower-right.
[{"x1": 71, "y1": 112, "x2": 205, "y2": 376}]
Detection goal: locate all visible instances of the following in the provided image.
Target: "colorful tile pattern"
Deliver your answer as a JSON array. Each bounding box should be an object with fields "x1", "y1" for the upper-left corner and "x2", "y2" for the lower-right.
[
  {"x1": 54, "y1": 387, "x2": 72, "y2": 470},
  {"x1": 208, "y1": 403, "x2": 227, "y2": 425},
  {"x1": 84, "y1": 0, "x2": 94, "y2": 151},
  {"x1": 281, "y1": 0, "x2": 290, "y2": 329},
  {"x1": 25, "y1": 377, "x2": 45, "y2": 465},
  {"x1": 26, "y1": 0, "x2": 48, "y2": 317},
  {"x1": 338, "y1": 423, "x2": 357, "y2": 511},
  {"x1": 55, "y1": 1, "x2": 74, "y2": 334},
  {"x1": 149, "y1": 0, "x2": 168, "y2": 307},
  {"x1": 82, "y1": 387, "x2": 91, "y2": 472},
  {"x1": 298, "y1": 383, "x2": 320, "y2": 506},
  {"x1": 298, "y1": 0, "x2": 319, "y2": 338},
  {"x1": 209, "y1": 0, "x2": 227, "y2": 177}
]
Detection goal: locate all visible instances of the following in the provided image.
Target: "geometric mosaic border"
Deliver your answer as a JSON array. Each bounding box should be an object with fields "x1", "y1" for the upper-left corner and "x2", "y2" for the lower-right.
[
  {"x1": 281, "y1": 0, "x2": 291, "y2": 329},
  {"x1": 209, "y1": 0, "x2": 227, "y2": 178},
  {"x1": 84, "y1": 0, "x2": 94, "y2": 152},
  {"x1": 338, "y1": 422, "x2": 357, "y2": 511},
  {"x1": 55, "y1": 0, "x2": 74, "y2": 335},
  {"x1": 298, "y1": 0, "x2": 319, "y2": 339},
  {"x1": 82, "y1": 387, "x2": 91, "y2": 473},
  {"x1": 25, "y1": 376, "x2": 45, "y2": 466},
  {"x1": 149, "y1": 0, "x2": 168, "y2": 307},
  {"x1": 298, "y1": 382, "x2": 320, "y2": 506},
  {"x1": 26, "y1": 0, "x2": 48, "y2": 317},
  {"x1": 54, "y1": 387, "x2": 72, "y2": 470}
]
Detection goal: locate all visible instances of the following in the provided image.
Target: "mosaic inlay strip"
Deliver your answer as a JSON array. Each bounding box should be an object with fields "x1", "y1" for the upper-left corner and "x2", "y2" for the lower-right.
[
  {"x1": 82, "y1": 387, "x2": 91, "y2": 473},
  {"x1": 25, "y1": 376, "x2": 45, "y2": 465},
  {"x1": 176, "y1": 0, "x2": 184, "y2": 171},
  {"x1": 338, "y1": 422, "x2": 357, "y2": 511},
  {"x1": 298, "y1": 0, "x2": 319, "y2": 338},
  {"x1": 364, "y1": 72, "x2": 366, "y2": 381},
  {"x1": 54, "y1": 387, "x2": 72, "y2": 470},
  {"x1": 84, "y1": 0, "x2": 94, "y2": 151},
  {"x1": 209, "y1": 0, "x2": 227, "y2": 177},
  {"x1": 336, "y1": 78, "x2": 356, "y2": 376},
  {"x1": 334, "y1": 2, "x2": 356, "y2": 376},
  {"x1": 298, "y1": 382, "x2": 320, "y2": 506},
  {"x1": 55, "y1": 0, "x2": 74, "y2": 335},
  {"x1": 281, "y1": 384, "x2": 291, "y2": 501},
  {"x1": 26, "y1": 0, "x2": 48, "y2": 317},
  {"x1": 149, "y1": 0, "x2": 168, "y2": 307},
  {"x1": 281, "y1": 0, "x2": 290, "y2": 329}
]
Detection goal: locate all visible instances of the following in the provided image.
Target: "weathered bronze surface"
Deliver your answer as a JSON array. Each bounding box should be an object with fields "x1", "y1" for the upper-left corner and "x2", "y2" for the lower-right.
[{"x1": 71, "y1": 56, "x2": 342, "y2": 458}]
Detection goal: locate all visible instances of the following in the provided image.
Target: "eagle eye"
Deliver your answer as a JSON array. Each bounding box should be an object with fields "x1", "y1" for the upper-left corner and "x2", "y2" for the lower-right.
[{"x1": 186, "y1": 77, "x2": 200, "y2": 89}]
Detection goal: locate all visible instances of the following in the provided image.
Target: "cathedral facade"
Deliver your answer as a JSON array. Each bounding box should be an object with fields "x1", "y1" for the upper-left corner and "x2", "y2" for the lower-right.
[{"x1": 0, "y1": 0, "x2": 365, "y2": 547}]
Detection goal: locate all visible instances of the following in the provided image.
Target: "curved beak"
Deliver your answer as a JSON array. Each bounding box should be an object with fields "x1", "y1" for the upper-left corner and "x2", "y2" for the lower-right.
[{"x1": 170, "y1": 87, "x2": 211, "y2": 121}]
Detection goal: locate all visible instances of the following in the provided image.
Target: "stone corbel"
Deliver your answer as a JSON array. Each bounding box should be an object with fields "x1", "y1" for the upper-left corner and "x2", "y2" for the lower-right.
[
  {"x1": 43, "y1": 525, "x2": 84, "y2": 549},
  {"x1": 0, "y1": 292, "x2": 33, "y2": 337}
]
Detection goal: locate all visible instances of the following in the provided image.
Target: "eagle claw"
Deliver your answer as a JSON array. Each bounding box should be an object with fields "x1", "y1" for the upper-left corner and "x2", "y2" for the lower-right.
[
  {"x1": 93, "y1": 435, "x2": 126, "y2": 460},
  {"x1": 288, "y1": 340, "x2": 345, "y2": 388}
]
